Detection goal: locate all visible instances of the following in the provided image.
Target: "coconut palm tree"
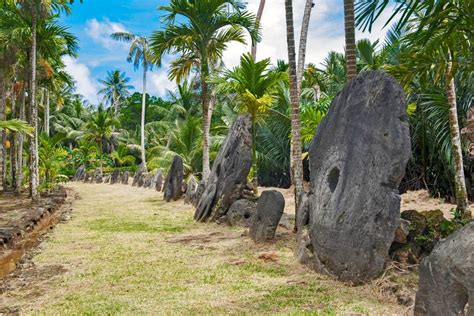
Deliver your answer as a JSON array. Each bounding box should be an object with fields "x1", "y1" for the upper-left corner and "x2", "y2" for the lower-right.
[
  {"x1": 148, "y1": 116, "x2": 203, "y2": 177},
  {"x1": 111, "y1": 32, "x2": 153, "y2": 171},
  {"x1": 110, "y1": 144, "x2": 136, "y2": 168},
  {"x1": 297, "y1": 0, "x2": 314, "y2": 91},
  {"x1": 284, "y1": 0, "x2": 305, "y2": 216},
  {"x1": 344, "y1": 0, "x2": 357, "y2": 80},
  {"x1": 5, "y1": 0, "x2": 80, "y2": 198},
  {"x1": 150, "y1": 0, "x2": 260, "y2": 181},
  {"x1": 251, "y1": 0, "x2": 266, "y2": 59},
  {"x1": 98, "y1": 70, "x2": 133, "y2": 116},
  {"x1": 85, "y1": 104, "x2": 119, "y2": 155},
  {"x1": 215, "y1": 53, "x2": 284, "y2": 189},
  {"x1": 356, "y1": 0, "x2": 471, "y2": 216}
]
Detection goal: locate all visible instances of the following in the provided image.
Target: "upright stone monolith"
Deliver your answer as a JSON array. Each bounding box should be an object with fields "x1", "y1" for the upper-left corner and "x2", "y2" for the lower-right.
[
  {"x1": 154, "y1": 170, "x2": 163, "y2": 192},
  {"x1": 184, "y1": 177, "x2": 198, "y2": 204},
  {"x1": 250, "y1": 190, "x2": 285, "y2": 242},
  {"x1": 121, "y1": 171, "x2": 129, "y2": 185},
  {"x1": 110, "y1": 170, "x2": 120, "y2": 185},
  {"x1": 163, "y1": 155, "x2": 184, "y2": 202},
  {"x1": 194, "y1": 114, "x2": 252, "y2": 222},
  {"x1": 74, "y1": 165, "x2": 85, "y2": 181},
  {"x1": 132, "y1": 163, "x2": 146, "y2": 187},
  {"x1": 298, "y1": 71, "x2": 411, "y2": 283}
]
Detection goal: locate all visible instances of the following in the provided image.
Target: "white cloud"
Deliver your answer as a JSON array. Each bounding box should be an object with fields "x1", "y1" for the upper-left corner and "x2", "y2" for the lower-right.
[
  {"x1": 222, "y1": 0, "x2": 394, "y2": 69},
  {"x1": 62, "y1": 56, "x2": 99, "y2": 103},
  {"x1": 149, "y1": 70, "x2": 176, "y2": 97},
  {"x1": 85, "y1": 18, "x2": 129, "y2": 50}
]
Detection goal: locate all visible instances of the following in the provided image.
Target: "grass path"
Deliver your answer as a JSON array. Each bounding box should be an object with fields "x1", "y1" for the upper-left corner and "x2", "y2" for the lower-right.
[{"x1": 1, "y1": 183, "x2": 408, "y2": 314}]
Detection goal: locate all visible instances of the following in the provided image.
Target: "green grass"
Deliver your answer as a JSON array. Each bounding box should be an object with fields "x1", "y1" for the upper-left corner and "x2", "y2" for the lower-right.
[
  {"x1": 87, "y1": 217, "x2": 191, "y2": 233},
  {"x1": 1, "y1": 183, "x2": 409, "y2": 315}
]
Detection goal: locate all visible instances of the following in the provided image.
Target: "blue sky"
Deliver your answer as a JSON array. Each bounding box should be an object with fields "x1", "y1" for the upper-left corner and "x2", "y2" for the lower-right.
[{"x1": 60, "y1": 0, "x2": 394, "y2": 103}]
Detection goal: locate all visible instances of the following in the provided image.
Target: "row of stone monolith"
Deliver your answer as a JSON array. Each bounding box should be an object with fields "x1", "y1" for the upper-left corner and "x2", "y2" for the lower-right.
[{"x1": 73, "y1": 164, "x2": 164, "y2": 192}]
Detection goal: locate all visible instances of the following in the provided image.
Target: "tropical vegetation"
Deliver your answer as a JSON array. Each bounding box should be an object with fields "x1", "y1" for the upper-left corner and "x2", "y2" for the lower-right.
[{"x1": 0, "y1": 0, "x2": 472, "y2": 222}]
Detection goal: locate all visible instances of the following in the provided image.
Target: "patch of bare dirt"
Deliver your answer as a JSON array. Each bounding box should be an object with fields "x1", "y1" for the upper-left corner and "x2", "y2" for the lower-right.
[
  {"x1": 262, "y1": 186, "x2": 468, "y2": 220},
  {"x1": 401, "y1": 189, "x2": 473, "y2": 218}
]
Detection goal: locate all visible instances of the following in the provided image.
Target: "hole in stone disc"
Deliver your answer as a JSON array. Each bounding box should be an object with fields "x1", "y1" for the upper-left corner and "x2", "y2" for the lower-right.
[
  {"x1": 328, "y1": 167, "x2": 340, "y2": 193},
  {"x1": 243, "y1": 212, "x2": 251, "y2": 219}
]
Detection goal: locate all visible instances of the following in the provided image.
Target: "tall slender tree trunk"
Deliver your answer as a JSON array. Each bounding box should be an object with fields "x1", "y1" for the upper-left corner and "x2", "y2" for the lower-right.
[
  {"x1": 297, "y1": 0, "x2": 313, "y2": 92},
  {"x1": 343, "y1": 0, "x2": 357, "y2": 80},
  {"x1": 446, "y1": 62, "x2": 469, "y2": 217},
  {"x1": 285, "y1": 0, "x2": 305, "y2": 220},
  {"x1": 114, "y1": 98, "x2": 119, "y2": 117},
  {"x1": 0, "y1": 80, "x2": 6, "y2": 192},
  {"x1": 140, "y1": 67, "x2": 147, "y2": 170},
  {"x1": 201, "y1": 80, "x2": 211, "y2": 181},
  {"x1": 16, "y1": 86, "x2": 26, "y2": 194},
  {"x1": 10, "y1": 83, "x2": 17, "y2": 189},
  {"x1": 251, "y1": 115, "x2": 258, "y2": 194},
  {"x1": 201, "y1": 70, "x2": 211, "y2": 181},
  {"x1": 44, "y1": 89, "x2": 50, "y2": 136},
  {"x1": 29, "y1": 6, "x2": 39, "y2": 200},
  {"x1": 251, "y1": 0, "x2": 265, "y2": 60}
]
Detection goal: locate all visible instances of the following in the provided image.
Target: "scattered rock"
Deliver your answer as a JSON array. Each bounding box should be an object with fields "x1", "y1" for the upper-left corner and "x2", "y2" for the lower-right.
[
  {"x1": 393, "y1": 219, "x2": 410, "y2": 244},
  {"x1": 299, "y1": 71, "x2": 411, "y2": 283},
  {"x1": 401, "y1": 210, "x2": 427, "y2": 238},
  {"x1": 153, "y1": 170, "x2": 163, "y2": 192},
  {"x1": 103, "y1": 174, "x2": 110, "y2": 183},
  {"x1": 132, "y1": 163, "x2": 146, "y2": 187},
  {"x1": 194, "y1": 114, "x2": 253, "y2": 222},
  {"x1": 414, "y1": 222, "x2": 474, "y2": 315},
  {"x1": 121, "y1": 171, "x2": 129, "y2": 185},
  {"x1": 74, "y1": 165, "x2": 85, "y2": 181},
  {"x1": 149, "y1": 170, "x2": 161, "y2": 190},
  {"x1": 83, "y1": 172, "x2": 92, "y2": 183},
  {"x1": 278, "y1": 214, "x2": 292, "y2": 230},
  {"x1": 295, "y1": 193, "x2": 318, "y2": 269},
  {"x1": 110, "y1": 170, "x2": 121, "y2": 185},
  {"x1": 250, "y1": 190, "x2": 285, "y2": 242},
  {"x1": 192, "y1": 181, "x2": 205, "y2": 207},
  {"x1": 390, "y1": 209, "x2": 460, "y2": 266},
  {"x1": 163, "y1": 155, "x2": 184, "y2": 202},
  {"x1": 93, "y1": 169, "x2": 103, "y2": 183},
  {"x1": 184, "y1": 177, "x2": 198, "y2": 204},
  {"x1": 227, "y1": 199, "x2": 257, "y2": 227},
  {"x1": 242, "y1": 182, "x2": 258, "y2": 201},
  {"x1": 142, "y1": 173, "x2": 152, "y2": 188}
]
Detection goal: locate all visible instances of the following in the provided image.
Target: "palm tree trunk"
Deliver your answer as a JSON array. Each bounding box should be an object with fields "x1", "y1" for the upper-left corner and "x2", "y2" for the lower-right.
[
  {"x1": 10, "y1": 84, "x2": 17, "y2": 190},
  {"x1": 251, "y1": 0, "x2": 266, "y2": 60},
  {"x1": 285, "y1": 0, "x2": 305, "y2": 218},
  {"x1": 16, "y1": 86, "x2": 26, "y2": 194},
  {"x1": 446, "y1": 63, "x2": 469, "y2": 217},
  {"x1": 201, "y1": 66, "x2": 211, "y2": 181},
  {"x1": 344, "y1": 0, "x2": 357, "y2": 80},
  {"x1": 113, "y1": 93, "x2": 119, "y2": 117},
  {"x1": 297, "y1": 0, "x2": 313, "y2": 92},
  {"x1": 29, "y1": 6, "x2": 39, "y2": 200},
  {"x1": 140, "y1": 67, "x2": 147, "y2": 170},
  {"x1": 251, "y1": 115, "x2": 258, "y2": 194},
  {"x1": 0, "y1": 80, "x2": 6, "y2": 192},
  {"x1": 44, "y1": 89, "x2": 50, "y2": 136}
]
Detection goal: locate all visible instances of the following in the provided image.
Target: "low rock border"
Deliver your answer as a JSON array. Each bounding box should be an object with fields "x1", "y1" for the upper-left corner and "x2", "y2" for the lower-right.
[{"x1": 0, "y1": 187, "x2": 75, "y2": 278}]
